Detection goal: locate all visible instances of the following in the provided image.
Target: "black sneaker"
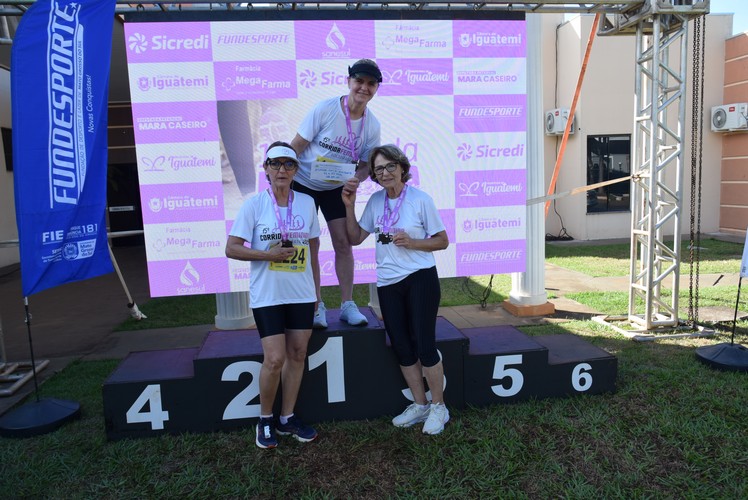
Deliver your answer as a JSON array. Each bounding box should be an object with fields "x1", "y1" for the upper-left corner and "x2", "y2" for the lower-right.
[
  {"x1": 255, "y1": 417, "x2": 278, "y2": 449},
  {"x1": 275, "y1": 415, "x2": 318, "y2": 443}
]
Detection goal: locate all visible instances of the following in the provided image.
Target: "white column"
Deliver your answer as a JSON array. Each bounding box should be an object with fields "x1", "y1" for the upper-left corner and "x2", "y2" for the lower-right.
[
  {"x1": 215, "y1": 292, "x2": 255, "y2": 330},
  {"x1": 508, "y1": 14, "x2": 549, "y2": 308}
]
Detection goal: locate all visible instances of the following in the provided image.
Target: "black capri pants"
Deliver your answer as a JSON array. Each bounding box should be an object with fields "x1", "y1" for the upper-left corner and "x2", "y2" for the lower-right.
[{"x1": 377, "y1": 266, "x2": 441, "y2": 367}]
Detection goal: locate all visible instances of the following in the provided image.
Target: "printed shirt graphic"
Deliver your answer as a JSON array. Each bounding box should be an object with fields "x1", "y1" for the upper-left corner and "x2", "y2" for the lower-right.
[
  {"x1": 295, "y1": 96, "x2": 381, "y2": 191},
  {"x1": 359, "y1": 186, "x2": 445, "y2": 287},
  {"x1": 229, "y1": 190, "x2": 320, "y2": 308}
]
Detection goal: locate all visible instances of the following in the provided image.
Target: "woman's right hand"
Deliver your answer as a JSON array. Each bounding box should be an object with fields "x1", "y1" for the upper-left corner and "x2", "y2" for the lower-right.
[
  {"x1": 267, "y1": 242, "x2": 296, "y2": 262},
  {"x1": 341, "y1": 178, "x2": 359, "y2": 208}
]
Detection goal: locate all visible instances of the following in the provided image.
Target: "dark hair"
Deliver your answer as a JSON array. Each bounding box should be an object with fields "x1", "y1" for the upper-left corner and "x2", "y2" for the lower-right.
[{"x1": 367, "y1": 144, "x2": 412, "y2": 184}]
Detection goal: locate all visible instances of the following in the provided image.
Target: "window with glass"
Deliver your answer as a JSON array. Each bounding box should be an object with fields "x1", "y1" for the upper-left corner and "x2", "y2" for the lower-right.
[{"x1": 586, "y1": 135, "x2": 631, "y2": 213}]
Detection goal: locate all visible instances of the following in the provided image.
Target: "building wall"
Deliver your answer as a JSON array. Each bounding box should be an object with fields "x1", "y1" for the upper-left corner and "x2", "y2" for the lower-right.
[
  {"x1": 719, "y1": 32, "x2": 748, "y2": 236},
  {"x1": 546, "y1": 14, "x2": 730, "y2": 241},
  {"x1": 0, "y1": 67, "x2": 19, "y2": 269}
]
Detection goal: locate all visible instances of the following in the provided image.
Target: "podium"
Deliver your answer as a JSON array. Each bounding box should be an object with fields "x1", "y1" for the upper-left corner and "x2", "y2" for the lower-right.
[{"x1": 103, "y1": 308, "x2": 617, "y2": 440}]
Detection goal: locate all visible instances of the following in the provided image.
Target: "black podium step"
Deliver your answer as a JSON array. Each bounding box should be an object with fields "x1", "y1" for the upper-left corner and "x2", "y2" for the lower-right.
[{"x1": 102, "y1": 312, "x2": 618, "y2": 440}]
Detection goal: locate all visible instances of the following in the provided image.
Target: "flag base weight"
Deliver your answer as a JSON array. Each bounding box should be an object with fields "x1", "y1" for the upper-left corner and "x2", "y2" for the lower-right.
[
  {"x1": 0, "y1": 397, "x2": 81, "y2": 438},
  {"x1": 695, "y1": 343, "x2": 748, "y2": 372}
]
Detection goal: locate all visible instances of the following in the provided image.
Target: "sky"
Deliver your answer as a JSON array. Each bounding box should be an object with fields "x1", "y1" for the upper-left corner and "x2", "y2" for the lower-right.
[{"x1": 709, "y1": 0, "x2": 748, "y2": 35}]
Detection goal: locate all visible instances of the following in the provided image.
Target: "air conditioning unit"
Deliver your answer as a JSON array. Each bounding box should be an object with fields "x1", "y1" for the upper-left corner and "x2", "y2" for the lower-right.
[
  {"x1": 710, "y1": 103, "x2": 748, "y2": 132},
  {"x1": 545, "y1": 108, "x2": 575, "y2": 136}
]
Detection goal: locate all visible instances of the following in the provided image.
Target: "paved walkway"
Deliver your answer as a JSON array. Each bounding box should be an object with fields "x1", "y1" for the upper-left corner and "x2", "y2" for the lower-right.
[{"x1": 1, "y1": 238, "x2": 744, "y2": 416}]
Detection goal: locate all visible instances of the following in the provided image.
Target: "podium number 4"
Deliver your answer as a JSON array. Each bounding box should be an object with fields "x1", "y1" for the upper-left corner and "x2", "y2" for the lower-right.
[{"x1": 126, "y1": 384, "x2": 170, "y2": 430}]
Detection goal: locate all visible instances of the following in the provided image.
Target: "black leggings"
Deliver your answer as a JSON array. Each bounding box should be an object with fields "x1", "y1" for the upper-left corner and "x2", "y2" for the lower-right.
[{"x1": 377, "y1": 267, "x2": 441, "y2": 367}]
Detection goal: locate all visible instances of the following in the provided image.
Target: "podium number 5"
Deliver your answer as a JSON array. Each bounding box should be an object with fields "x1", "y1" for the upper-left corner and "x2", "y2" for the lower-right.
[{"x1": 491, "y1": 354, "x2": 524, "y2": 397}]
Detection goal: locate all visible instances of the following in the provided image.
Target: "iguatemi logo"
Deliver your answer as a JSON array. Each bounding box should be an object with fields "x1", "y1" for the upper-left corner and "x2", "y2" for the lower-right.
[
  {"x1": 458, "y1": 181, "x2": 480, "y2": 197},
  {"x1": 457, "y1": 143, "x2": 473, "y2": 161},
  {"x1": 459, "y1": 32, "x2": 523, "y2": 48},
  {"x1": 383, "y1": 69, "x2": 402, "y2": 86},
  {"x1": 142, "y1": 155, "x2": 216, "y2": 172},
  {"x1": 142, "y1": 156, "x2": 165, "y2": 172},
  {"x1": 138, "y1": 75, "x2": 210, "y2": 92}
]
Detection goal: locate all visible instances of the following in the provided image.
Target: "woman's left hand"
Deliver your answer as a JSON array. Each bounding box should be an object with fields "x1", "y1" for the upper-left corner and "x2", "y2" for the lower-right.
[{"x1": 392, "y1": 232, "x2": 413, "y2": 249}]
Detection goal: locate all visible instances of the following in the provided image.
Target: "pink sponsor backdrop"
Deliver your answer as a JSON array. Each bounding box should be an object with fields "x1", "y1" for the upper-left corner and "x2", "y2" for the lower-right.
[{"x1": 124, "y1": 18, "x2": 526, "y2": 297}]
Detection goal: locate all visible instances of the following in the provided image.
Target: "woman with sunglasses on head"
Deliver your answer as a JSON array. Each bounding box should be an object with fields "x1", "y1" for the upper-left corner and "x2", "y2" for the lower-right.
[
  {"x1": 290, "y1": 58, "x2": 383, "y2": 329},
  {"x1": 341, "y1": 144, "x2": 451, "y2": 435},
  {"x1": 226, "y1": 141, "x2": 321, "y2": 449}
]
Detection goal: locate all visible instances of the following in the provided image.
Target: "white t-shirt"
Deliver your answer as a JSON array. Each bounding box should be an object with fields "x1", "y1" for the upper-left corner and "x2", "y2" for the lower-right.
[
  {"x1": 359, "y1": 185, "x2": 446, "y2": 287},
  {"x1": 295, "y1": 96, "x2": 381, "y2": 191},
  {"x1": 229, "y1": 190, "x2": 320, "y2": 308}
]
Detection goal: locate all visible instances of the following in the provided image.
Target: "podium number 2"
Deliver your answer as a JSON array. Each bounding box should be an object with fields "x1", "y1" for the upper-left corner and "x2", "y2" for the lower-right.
[
  {"x1": 492, "y1": 354, "x2": 524, "y2": 397},
  {"x1": 126, "y1": 384, "x2": 170, "y2": 430},
  {"x1": 222, "y1": 361, "x2": 262, "y2": 420}
]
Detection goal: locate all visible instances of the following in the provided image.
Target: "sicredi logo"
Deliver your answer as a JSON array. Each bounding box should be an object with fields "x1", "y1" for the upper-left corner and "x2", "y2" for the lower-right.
[
  {"x1": 457, "y1": 143, "x2": 525, "y2": 160},
  {"x1": 457, "y1": 143, "x2": 473, "y2": 161},
  {"x1": 458, "y1": 32, "x2": 523, "y2": 48},
  {"x1": 127, "y1": 33, "x2": 209, "y2": 53},
  {"x1": 299, "y1": 70, "x2": 347, "y2": 89},
  {"x1": 299, "y1": 69, "x2": 318, "y2": 88}
]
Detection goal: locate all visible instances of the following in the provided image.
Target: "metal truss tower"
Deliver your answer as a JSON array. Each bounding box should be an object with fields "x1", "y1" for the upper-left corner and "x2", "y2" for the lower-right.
[{"x1": 599, "y1": 1, "x2": 709, "y2": 332}]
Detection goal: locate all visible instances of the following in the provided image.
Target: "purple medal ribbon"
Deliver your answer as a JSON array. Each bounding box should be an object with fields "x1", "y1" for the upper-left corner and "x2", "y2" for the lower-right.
[
  {"x1": 268, "y1": 188, "x2": 294, "y2": 242},
  {"x1": 343, "y1": 95, "x2": 366, "y2": 163},
  {"x1": 382, "y1": 184, "x2": 407, "y2": 234}
]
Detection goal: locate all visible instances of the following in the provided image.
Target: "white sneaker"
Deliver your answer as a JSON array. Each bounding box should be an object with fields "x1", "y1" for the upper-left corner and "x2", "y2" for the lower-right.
[
  {"x1": 340, "y1": 301, "x2": 368, "y2": 326},
  {"x1": 422, "y1": 402, "x2": 450, "y2": 435},
  {"x1": 392, "y1": 403, "x2": 430, "y2": 427},
  {"x1": 313, "y1": 302, "x2": 328, "y2": 329}
]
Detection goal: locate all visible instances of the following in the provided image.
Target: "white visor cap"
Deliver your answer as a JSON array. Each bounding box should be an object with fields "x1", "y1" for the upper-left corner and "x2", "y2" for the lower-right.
[{"x1": 266, "y1": 145, "x2": 299, "y2": 163}]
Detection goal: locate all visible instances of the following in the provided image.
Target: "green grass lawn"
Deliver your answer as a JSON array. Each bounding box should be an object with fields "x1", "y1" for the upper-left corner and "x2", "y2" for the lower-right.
[{"x1": 3, "y1": 239, "x2": 747, "y2": 497}]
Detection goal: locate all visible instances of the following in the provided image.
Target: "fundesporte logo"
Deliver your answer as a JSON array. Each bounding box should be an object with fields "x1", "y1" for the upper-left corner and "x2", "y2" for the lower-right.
[
  {"x1": 457, "y1": 143, "x2": 473, "y2": 161},
  {"x1": 299, "y1": 69, "x2": 318, "y2": 89},
  {"x1": 128, "y1": 33, "x2": 148, "y2": 53}
]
